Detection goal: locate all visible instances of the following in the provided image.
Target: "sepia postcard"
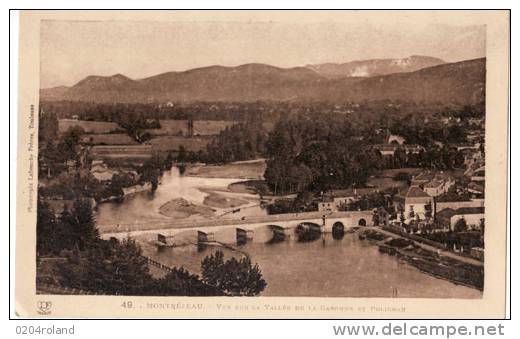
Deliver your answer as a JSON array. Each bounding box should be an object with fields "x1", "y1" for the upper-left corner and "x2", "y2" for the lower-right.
[{"x1": 14, "y1": 10, "x2": 509, "y2": 318}]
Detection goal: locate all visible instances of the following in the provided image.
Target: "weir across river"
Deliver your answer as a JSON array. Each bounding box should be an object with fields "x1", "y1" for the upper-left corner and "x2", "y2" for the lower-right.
[{"x1": 99, "y1": 210, "x2": 374, "y2": 242}]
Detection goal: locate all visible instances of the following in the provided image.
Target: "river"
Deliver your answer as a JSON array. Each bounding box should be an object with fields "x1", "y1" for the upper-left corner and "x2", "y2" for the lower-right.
[
  {"x1": 95, "y1": 165, "x2": 268, "y2": 232},
  {"x1": 95, "y1": 164, "x2": 482, "y2": 298}
]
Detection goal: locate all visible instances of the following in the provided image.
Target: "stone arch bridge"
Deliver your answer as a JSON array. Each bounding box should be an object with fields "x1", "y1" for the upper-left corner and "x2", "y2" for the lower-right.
[{"x1": 100, "y1": 211, "x2": 373, "y2": 245}]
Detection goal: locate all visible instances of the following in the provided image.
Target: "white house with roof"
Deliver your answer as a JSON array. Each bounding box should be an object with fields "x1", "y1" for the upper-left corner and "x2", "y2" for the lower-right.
[
  {"x1": 436, "y1": 207, "x2": 485, "y2": 231},
  {"x1": 404, "y1": 186, "x2": 433, "y2": 221},
  {"x1": 411, "y1": 171, "x2": 455, "y2": 197}
]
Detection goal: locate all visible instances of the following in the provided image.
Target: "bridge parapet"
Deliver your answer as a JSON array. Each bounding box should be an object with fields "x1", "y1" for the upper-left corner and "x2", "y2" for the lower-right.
[{"x1": 100, "y1": 210, "x2": 375, "y2": 240}]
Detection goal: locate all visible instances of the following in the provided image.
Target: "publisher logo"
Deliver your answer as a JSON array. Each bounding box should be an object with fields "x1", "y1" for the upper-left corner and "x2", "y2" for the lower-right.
[{"x1": 37, "y1": 301, "x2": 52, "y2": 315}]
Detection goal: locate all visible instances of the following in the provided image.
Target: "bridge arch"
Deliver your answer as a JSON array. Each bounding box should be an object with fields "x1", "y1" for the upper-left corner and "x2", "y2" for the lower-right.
[
  {"x1": 295, "y1": 222, "x2": 322, "y2": 242},
  {"x1": 268, "y1": 224, "x2": 288, "y2": 243},
  {"x1": 332, "y1": 221, "x2": 345, "y2": 239},
  {"x1": 358, "y1": 218, "x2": 367, "y2": 226}
]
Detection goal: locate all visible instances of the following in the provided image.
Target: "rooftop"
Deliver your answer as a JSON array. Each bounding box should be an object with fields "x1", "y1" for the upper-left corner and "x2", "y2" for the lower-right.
[
  {"x1": 454, "y1": 207, "x2": 485, "y2": 215},
  {"x1": 405, "y1": 186, "x2": 431, "y2": 199},
  {"x1": 436, "y1": 206, "x2": 485, "y2": 221}
]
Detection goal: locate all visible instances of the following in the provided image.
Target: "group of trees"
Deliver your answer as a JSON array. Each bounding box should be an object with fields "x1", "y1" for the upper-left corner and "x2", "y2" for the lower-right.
[
  {"x1": 374, "y1": 146, "x2": 466, "y2": 170},
  {"x1": 40, "y1": 100, "x2": 484, "y2": 126},
  {"x1": 115, "y1": 112, "x2": 161, "y2": 142},
  {"x1": 339, "y1": 191, "x2": 396, "y2": 213},
  {"x1": 38, "y1": 125, "x2": 86, "y2": 178},
  {"x1": 57, "y1": 240, "x2": 267, "y2": 296},
  {"x1": 38, "y1": 200, "x2": 267, "y2": 296},
  {"x1": 260, "y1": 106, "x2": 477, "y2": 196},
  {"x1": 388, "y1": 117, "x2": 468, "y2": 146},
  {"x1": 265, "y1": 192, "x2": 318, "y2": 214},
  {"x1": 263, "y1": 114, "x2": 379, "y2": 195},
  {"x1": 421, "y1": 228, "x2": 484, "y2": 252},
  {"x1": 37, "y1": 199, "x2": 99, "y2": 256},
  {"x1": 203, "y1": 122, "x2": 267, "y2": 164}
]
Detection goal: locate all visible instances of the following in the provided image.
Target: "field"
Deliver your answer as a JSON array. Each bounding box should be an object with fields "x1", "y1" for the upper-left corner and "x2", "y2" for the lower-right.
[
  {"x1": 192, "y1": 120, "x2": 237, "y2": 135},
  {"x1": 80, "y1": 133, "x2": 137, "y2": 145},
  {"x1": 146, "y1": 136, "x2": 211, "y2": 152},
  {"x1": 145, "y1": 119, "x2": 238, "y2": 137},
  {"x1": 145, "y1": 120, "x2": 189, "y2": 136},
  {"x1": 58, "y1": 119, "x2": 122, "y2": 134}
]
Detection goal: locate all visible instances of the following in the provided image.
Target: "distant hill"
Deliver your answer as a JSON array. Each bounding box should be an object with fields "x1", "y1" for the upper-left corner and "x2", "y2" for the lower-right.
[
  {"x1": 306, "y1": 55, "x2": 446, "y2": 79},
  {"x1": 317, "y1": 58, "x2": 486, "y2": 105},
  {"x1": 39, "y1": 86, "x2": 69, "y2": 101},
  {"x1": 40, "y1": 57, "x2": 485, "y2": 105}
]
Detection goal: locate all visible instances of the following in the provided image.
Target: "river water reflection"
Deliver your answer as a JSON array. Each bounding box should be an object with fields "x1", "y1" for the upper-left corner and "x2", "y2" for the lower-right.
[
  {"x1": 96, "y1": 165, "x2": 482, "y2": 298},
  {"x1": 141, "y1": 233, "x2": 482, "y2": 298}
]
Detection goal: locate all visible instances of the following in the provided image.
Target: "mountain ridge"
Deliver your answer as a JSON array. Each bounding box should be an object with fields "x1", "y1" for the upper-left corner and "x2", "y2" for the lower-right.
[
  {"x1": 305, "y1": 55, "x2": 446, "y2": 78},
  {"x1": 40, "y1": 57, "x2": 485, "y2": 105}
]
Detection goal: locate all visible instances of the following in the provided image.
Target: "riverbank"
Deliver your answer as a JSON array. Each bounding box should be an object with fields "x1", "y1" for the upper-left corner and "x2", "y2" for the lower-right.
[{"x1": 359, "y1": 228, "x2": 483, "y2": 290}]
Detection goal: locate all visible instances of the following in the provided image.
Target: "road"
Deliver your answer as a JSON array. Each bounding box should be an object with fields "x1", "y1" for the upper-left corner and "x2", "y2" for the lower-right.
[{"x1": 374, "y1": 227, "x2": 483, "y2": 267}]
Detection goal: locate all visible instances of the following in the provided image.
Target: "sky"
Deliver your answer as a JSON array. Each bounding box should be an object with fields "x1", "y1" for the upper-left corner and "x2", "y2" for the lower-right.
[{"x1": 40, "y1": 17, "x2": 486, "y2": 88}]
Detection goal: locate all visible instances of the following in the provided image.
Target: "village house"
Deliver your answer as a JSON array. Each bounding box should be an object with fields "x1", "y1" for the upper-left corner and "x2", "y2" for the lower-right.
[
  {"x1": 411, "y1": 171, "x2": 455, "y2": 197},
  {"x1": 404, "y1": 186, "x2": 433, "y2": 221},
  {"x1": 317, "y1": 188, "x2": 379, "y2": 212},
  {"x1": 435, "y1": 198, "x2": 485, "y2": 214},
  {"x1": 368, "y1": 144, "x2": 425, "y2": 156},
  {"x1": 452, "y1": 143, "x2": 480, "y2": 152},
  {"x1": 90, "y1": 160, "x2": 114, "y2": 181},
  {"x1": 470, "y1": 168, "x2": 485, "y2": 182},
  {"x1": 440, "y1": 116, "x2": 461, "y2": 125},
  {"x1": 467, "y1": 117, "x2": 485, "y2": 128},
  {"x1": 467, "y1": 181, "x2": 485, "y2": 199},
  {"x1": 386, "y1": 134, "x2": 405, "y2": 145},
  {"x1": 462, "y1": 148, "x2": 483, "y2": 167},
  {"x1": 435, "y1": 207, "x2": 485, "y2": 231},
  {"x1": 466, "y1": 130, "x2": 485, "y2": 143},
  {"x1": 464, "y1": 158, "x2": 485, "y2": 177}
]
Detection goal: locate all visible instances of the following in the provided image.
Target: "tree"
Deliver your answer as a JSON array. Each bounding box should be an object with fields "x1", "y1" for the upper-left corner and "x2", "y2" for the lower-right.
[
  {"x1": 58, "y1": 126, "x2": 84, "y2": 161},
  {"x1": 372, "y1": 210, "x2": 380, "y2": 226},
  {"x1": 177, "y1": 145, "x2": 187, "y2": 163},
  {"x1": 36, "y1": 200, "x2": 58, "y2": 255},
  {"x1": 424, "y1": 202, "x2": 433, "y2": 223},
  {"x1": 454, "y1": 218, "x2": 468, "y2": 233},
  {"x1": 153, "y1": 268, "x2": 223, "y2": 296},
  {"x1": 201, "y1": 251, "x2": 266, "y2": 296},
  {"x1": 58, "y1": 238, "x2": 152, "y2": 295},
  {"x1": 39, "y1": 110, "x2": 59, "y2": 143},
  {"x1": 408, "y1": 208, "x2": 415, "y2": 220},
  {"x1": 71, "y1": 199, "x2": 99, "y2": 250}
]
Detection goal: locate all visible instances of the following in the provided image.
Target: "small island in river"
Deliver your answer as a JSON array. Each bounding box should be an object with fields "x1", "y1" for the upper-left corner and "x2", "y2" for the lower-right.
[{"x1": 158, "y1": 198, "x2": 215, "y2": 218}]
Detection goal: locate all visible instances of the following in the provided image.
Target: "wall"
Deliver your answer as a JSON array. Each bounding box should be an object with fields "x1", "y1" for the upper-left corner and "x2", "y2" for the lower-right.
[{"x1": 405, "y1": 201, "x2": 432, "y2": 220}]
